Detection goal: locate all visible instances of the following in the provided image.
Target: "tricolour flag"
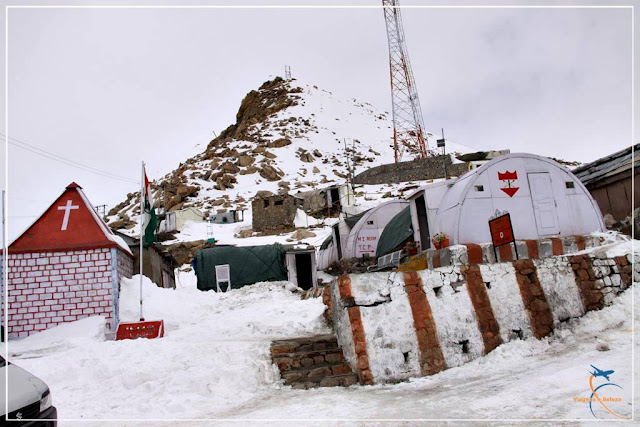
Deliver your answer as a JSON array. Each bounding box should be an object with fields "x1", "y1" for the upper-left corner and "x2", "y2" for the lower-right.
[{"x1": 142, "y1": 164, "x2": 157, "y2": 246}]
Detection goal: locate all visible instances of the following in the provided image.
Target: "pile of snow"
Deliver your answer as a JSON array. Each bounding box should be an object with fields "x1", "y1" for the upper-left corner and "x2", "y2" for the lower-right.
[
  {"x1": 7, "y1": 316, "x2": 106, "y2": 359},
  {"x1": 166, "y1": 212, "x2": 336, "y2": 249},
  {"x1": 5, "y1": 274, "x2": 330, "y2": 419},
  {"x1": 294, "y1": 209, "x2": 321, "y2": 228}
]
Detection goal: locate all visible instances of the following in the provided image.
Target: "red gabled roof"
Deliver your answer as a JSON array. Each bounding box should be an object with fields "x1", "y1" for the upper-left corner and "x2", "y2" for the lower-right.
[{"x1": 9, "y1": 182, "x2": 132, "y2": 255}]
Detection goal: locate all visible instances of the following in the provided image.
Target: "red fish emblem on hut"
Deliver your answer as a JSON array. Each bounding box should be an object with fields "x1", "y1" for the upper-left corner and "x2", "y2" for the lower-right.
[{"x1": 498, "y1": 171, "x2": 519, "y2": 197}]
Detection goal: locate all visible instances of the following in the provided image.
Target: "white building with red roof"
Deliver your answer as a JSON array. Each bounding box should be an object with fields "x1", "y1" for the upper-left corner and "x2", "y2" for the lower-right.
[{"x1": 2, "y1": 182, "x2": 134, "y2": 338}]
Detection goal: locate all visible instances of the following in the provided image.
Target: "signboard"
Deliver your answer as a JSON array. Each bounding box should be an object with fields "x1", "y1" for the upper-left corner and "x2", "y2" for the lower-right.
[
  {"x1": 355, "y1": 228, "x2": 379, "y2": 257},
  {"x1": 489, "y1": 214, "x2": 515, "y2": 247},
  {"x1": 488, "y1": 213, "x2": 518, "y2": 259},
  {"x1": 116, "y1": 320, "x2": 164, "y2": 340}
]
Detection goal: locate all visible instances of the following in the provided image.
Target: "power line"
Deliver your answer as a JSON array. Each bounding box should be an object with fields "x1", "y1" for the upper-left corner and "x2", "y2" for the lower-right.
[{"x1": 0, "y1": 133, "x2": 139, "y2": 184}]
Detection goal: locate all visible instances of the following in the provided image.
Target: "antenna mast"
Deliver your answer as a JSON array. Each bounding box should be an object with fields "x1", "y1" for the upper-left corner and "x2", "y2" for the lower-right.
[{"x1": 382, "y1": 0, "x2": 429, "y2": 162}]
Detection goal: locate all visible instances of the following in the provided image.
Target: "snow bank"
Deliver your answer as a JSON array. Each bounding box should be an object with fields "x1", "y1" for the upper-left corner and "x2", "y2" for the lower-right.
[
  {"x1": 8, "y1": 316, "x2": 106, "y2": 358},
  {"x1": 294, "y1": 209, "x2": 320, "y2": 228},
  {"x1": 4, "y1": 274, "x2": 330, "y2": 420}
]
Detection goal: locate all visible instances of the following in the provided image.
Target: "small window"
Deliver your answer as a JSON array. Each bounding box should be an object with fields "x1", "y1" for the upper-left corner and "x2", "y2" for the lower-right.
[
  {"x1": 565, "y1": 181, "x2": 575, "y2": 189},
  {"x1": 475, "y1": 185, "x2": 484, "y2": 192},
  {"x1": 367, "y1": 220, "x2": 374, "y2": 225},
  {"x1": 274, "y1": 200, "x2": 284, "y2": 206},
  {"x1": 263, "y1": 200, "x2": 269, "y2": 208}
]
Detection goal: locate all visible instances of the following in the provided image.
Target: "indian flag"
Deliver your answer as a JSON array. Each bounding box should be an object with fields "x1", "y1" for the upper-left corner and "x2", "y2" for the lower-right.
[{"x1": 142, "y1": 164, "x2": 157, "y2": 245}]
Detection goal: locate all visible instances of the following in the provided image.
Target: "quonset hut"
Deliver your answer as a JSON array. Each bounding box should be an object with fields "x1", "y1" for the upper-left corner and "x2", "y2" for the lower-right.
[
  {"x1": 2, "y1": 183, "x2": 134, "y2": 338},
  {"x1": 317, "y1": 199, "x2": 409, "y2": 269},
  {"x1": 407, "y1": 153, "x2": 606, "y2": 249}
]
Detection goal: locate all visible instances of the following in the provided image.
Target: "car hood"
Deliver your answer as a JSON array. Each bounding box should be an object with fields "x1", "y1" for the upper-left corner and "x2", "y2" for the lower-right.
[{"x1": 0, "y1": 363, "x2": 49, "y2": 415}]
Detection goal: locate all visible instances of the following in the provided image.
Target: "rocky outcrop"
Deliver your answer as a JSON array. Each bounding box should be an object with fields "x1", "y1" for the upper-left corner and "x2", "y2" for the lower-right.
[
  {"x1": 208, "y1": 77, "x2": 299, "y2": 147},
  {"x1": 259, "y1": 165, "x2": 284, "y2": 181},
  {"x1": 105, "y1": 76, "x2": 389, "y2": 232},
  {"x1": 167, "y1": 240, "x2": 212, "y2": 266}
]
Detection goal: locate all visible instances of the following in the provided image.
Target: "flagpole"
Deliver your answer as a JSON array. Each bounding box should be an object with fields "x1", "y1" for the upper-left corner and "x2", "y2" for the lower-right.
[{"x1": 139, "y1": 161, "x2": 144, "y2": 321}]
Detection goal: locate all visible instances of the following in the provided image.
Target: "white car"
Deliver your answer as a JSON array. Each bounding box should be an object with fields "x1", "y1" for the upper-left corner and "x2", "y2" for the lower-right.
[{"x1": 0, "y1": 355, "x2": 57, "y2": 425}]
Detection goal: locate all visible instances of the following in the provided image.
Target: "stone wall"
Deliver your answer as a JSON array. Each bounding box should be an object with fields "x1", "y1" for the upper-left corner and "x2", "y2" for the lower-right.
[
  {"x1": 353, "y1": 155, "x2": 469, "y2": 185},
  {"x1": 418, "y1": 234, "x2": 603, "y2": 270},
  {"x1": 251, "y1": 194, "x2": 299, "y2": 233},
  {"x1": 326, "y1": 249, "x2": 637, "y2": 384}
]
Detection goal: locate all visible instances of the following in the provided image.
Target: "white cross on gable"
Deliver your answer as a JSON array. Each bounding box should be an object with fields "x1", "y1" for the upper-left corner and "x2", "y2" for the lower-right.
[{"x1": 58, "y1": 199, "x2": 79, "y2": 231}]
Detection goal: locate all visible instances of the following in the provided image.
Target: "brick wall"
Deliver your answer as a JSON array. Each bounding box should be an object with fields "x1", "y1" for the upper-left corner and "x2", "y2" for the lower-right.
[
  {"x1": 3, "y1": 248, "x2": 116, "y2": 339},
  {"x1": 117, "y1": 249, "x2": 134, "y2": 280}
]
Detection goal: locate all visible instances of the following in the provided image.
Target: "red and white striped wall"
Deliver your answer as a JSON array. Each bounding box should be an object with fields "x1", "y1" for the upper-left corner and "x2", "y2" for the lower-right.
[
  {"x1": 425, "y1": 234, "x2": 604, "y2": 270},
  {"x1": 327, "y1": 250, "x2": 637, "y2": 384}
]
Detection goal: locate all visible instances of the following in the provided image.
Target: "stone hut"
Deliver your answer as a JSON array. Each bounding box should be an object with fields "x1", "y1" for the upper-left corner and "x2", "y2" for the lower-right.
[{"x1": 252, "y1": 193, "x2": 302, "y2": 233}]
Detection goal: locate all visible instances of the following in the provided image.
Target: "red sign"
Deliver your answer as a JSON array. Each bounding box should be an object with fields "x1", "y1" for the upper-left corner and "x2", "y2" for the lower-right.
[
  {"x1": 489, "y1": 214, "x2": 515, "y2": 247},
  {"x1": 498, "y1": 170, "x2": 519, "y2": 197},
  {"x1": 116, "y1": 320, "x2": 165, "y2": 340}
]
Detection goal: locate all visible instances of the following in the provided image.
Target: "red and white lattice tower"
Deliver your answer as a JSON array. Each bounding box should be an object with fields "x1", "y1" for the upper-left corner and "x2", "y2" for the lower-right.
[{"x1": 382, "y1": 0, "x2": 429, "y2": 162}]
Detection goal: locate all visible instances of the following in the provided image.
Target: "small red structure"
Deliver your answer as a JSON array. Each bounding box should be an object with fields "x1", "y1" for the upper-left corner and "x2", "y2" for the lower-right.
[
  {"x1": 2, "y1": 182, "x2": 134, "y2": 338},
  {"x1": 116, "y1": 320, "x2": 164, "y2": 340}
]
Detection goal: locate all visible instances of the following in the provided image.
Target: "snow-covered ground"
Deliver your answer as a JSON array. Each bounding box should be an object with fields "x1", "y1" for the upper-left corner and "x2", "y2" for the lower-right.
[
  {"x1": 4, "y1": 273, "x2": 330, "y2": 422},
  {"x1": 164, "y1": 209, "x2": 337, "y2": 249},
  {"x1": 3, "y1": 267, "x2": 637, "y2": 424},
  {"x1": 160, "y1": 180, "x2": 444, "y2": 248}
]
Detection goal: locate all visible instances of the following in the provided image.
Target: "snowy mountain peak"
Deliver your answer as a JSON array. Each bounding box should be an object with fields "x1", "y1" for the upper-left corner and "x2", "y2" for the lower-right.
[{"x1": 107, "y1": 77, "x2": 398, "y2": 229}]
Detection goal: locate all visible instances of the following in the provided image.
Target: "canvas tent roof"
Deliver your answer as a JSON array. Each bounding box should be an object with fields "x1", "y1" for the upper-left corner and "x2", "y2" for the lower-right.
[
  {"x1": 193, "y1": 244, "x2": 288, "y2": 291},
  {"x1": 320, "y1": 235, "x2": 333, "y2": 250},
  {"x1": 375, "y1": 206, "x2": 413, "y2": 257},
  {"x1": 344, "y1": 209, "x2": 371, "y2": 229}
]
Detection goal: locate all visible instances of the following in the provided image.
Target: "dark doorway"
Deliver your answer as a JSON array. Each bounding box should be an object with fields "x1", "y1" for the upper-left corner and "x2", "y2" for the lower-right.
[
  {"x1": 333, "y1": 223, "x2": 342, "y2": 260},
  {"x1": 295, "y1": 253, "x2": 313, "y2": 290},
  {"x1": 330, "y1": 188, "x2": 341, "y2": 210},
  {"x1": 415, "y1": 195, "x2": 431, "y2": 251}
]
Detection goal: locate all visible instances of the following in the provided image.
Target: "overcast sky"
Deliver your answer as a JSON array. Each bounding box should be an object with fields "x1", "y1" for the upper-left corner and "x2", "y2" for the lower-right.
[{"x1": 1, "y1": 0, "x2": 637, "y2": 242}]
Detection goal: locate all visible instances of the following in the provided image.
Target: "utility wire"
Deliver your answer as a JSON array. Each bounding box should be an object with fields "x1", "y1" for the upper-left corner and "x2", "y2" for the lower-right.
[{"x1": 0, "y1": 133, "x2": 139, "y2": 184}]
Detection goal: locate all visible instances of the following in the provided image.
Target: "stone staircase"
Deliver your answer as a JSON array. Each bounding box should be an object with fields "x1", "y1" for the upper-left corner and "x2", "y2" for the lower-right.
[{"x1": 270, "y1": 334, "x2": 359, "y2": 389}]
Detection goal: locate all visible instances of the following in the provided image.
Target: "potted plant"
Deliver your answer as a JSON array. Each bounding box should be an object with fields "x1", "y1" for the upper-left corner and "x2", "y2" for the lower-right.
[
  {"x1": 405, "y1": 241, "x2": 418, "y2": 256},
  {"x1": 432, "y1": 233, "x2": 450, "y2": 250}
]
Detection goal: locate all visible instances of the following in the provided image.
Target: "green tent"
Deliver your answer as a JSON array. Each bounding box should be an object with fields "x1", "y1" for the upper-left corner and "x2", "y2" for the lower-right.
[
  {"x1": 375, "y1": 206, "x2": 413, "y2": 257},
  {"x1": 194, "y1": 244, "x2": 288, "y2": 291}
]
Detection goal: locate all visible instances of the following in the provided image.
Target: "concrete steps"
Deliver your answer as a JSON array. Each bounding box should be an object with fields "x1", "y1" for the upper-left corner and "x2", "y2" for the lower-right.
[{"x1": 270, "y1": 334, "x2": 359, "y2": 389}]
